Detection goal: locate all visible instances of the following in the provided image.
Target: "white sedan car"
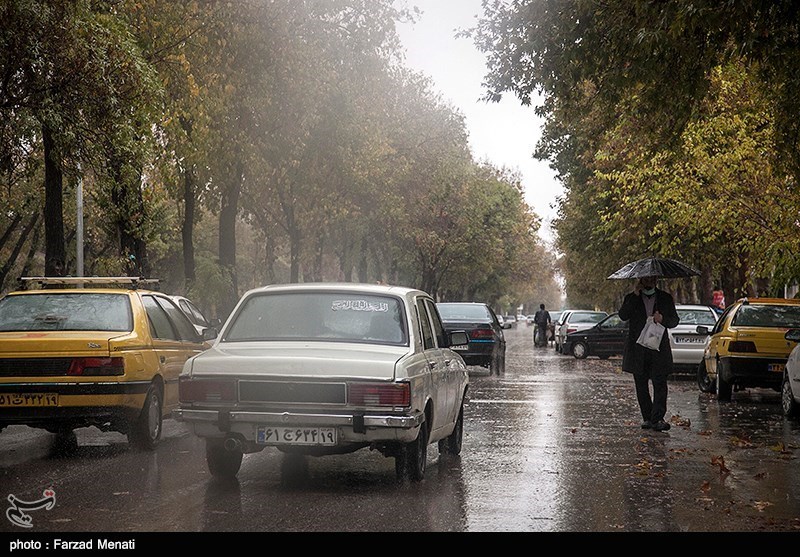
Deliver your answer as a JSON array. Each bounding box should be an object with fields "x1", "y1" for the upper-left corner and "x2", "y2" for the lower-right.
[
  {"x1": 174, "y1": 282, "x2": 470, "y2": 482},
  {"x1": 668, "y1": 304, "x2": 719, "y2": 373},
  {"x1": 781, "y1": 329, "x2": 800, "y2": 417}
]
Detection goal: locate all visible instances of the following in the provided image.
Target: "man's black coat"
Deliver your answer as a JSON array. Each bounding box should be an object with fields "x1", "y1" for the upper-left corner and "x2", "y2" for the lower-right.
[{"x1": 618, "y1": 288, "x2": 680, "y2": 376}]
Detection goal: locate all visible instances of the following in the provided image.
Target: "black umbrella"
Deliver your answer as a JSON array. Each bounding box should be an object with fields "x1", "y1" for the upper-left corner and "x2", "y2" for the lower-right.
[{"x1": 607, "y1": 256, "x2": 701, "y2": 280}]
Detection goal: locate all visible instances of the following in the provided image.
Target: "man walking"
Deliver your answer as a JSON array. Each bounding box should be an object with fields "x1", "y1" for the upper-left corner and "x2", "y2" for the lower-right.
[
  {"x1": 533, "y1": 304, "x2": 551, "y2": 347},
  {"x1": 618, "y1": 275, "x2": 680, "y2": 432}
]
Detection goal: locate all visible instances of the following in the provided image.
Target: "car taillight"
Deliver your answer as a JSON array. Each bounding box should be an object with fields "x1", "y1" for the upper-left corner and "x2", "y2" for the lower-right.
[
  {"x1": 349, "y1": 382, "x2": 410, "y2": 407},
  {"x1": 470, "y1": 328, "x2": 494, "y2": 340},
  {"x1": 567, "y1": 328, "x2": 578, "y2": 334},
  {"x1": 67, "y1": 357, "x2": 124, "y2": 376},
  {"x1": 179, "y1": 377, "x2": 237, "y2": 403},
  {"x1": 728, "y1": 341, "x2": 757, "y2": 353}
]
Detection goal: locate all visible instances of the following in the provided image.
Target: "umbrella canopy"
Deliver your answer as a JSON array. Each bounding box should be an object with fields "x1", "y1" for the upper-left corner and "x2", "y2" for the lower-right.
[{"x1": 607, "y1": 257, "x2": 701, "y2": 280}]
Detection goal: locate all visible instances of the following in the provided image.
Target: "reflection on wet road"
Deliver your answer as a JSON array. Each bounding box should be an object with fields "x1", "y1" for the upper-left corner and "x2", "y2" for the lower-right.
[{"x1": 1, "y1": 325, "x2": 798, "y2": 533}]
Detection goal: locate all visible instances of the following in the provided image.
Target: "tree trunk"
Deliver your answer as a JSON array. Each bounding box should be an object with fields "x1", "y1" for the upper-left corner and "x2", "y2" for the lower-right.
[
  {"x1": 182, "y1": 163, "x2": 197, "y2": 288},
  {"x1": 0, "y1": 212, "x2": 39, "y2": 291},
  {"x1": 42, "y1": 125, "x2": 66, "y2": 276},
  {"x1": 218, "y1": 158, "x2": 242, "y2": 317}
]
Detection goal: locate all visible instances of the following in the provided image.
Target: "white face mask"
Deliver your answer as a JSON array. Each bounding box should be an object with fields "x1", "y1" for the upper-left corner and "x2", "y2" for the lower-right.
[{"x1": 642, "y1": 287, "x2": 656, "y2": 296}]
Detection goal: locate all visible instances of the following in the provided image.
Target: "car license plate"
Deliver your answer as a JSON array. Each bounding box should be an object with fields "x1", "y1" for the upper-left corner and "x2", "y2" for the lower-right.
[
  {"x1": 0, "y1": 393, "x2": 58, "y2": 407},
  {"x1": 769, "y1": 363, "x2": 785, "y2": 373},
  {"x1": 674, "y1": 336, "x2": 705, "y2": 344},
  {"x1": 452, "y1": 345, "x2": 467, "y2": 350},
  {"x1": 257, "y1": 426, "x2": 336, "y2": 446}
]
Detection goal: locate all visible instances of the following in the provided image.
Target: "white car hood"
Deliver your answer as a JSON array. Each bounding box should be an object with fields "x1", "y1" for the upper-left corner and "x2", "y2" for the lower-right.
[{"x1": 186, "y1": 341, "x2": 408, "y2": 381}]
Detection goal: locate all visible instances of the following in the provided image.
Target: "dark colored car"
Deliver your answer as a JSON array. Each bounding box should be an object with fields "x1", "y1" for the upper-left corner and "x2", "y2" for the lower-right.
[
  {"x1": 436, "y1": 302, "x2": 507, "y2": 375},
  {"x1": 565, "y1": 312, "x2": 627, "y2": 359}
]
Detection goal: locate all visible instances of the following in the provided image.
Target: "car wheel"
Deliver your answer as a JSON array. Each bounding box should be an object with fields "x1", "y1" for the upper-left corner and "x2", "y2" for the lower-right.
[
  {"x1": 781, "y1": 375, "x2": 799, "y2": 418},
  {"x1": 51, "y1": 428, "x2": 78, "y2": 456},
  {"x1": 206, "y1": 440, "x2": 243, "y2": 478},
  {"x1": 697, "y1": 361, "x2": 716, "y2": 394},
  {"x1": 438, "y1": 400, "x2": 464, "y2": 456},
  {"x1": 396, "y1": 423, "x2": 428, "y2": 482},
  {"x1": 128, "y1": 384, "x2": 163, "y2": 450},
  {"x1": 572, "y1": 341, "x2": 588, "y2": 359},
  {"x1": 716, "y1": 369, "x2": 732, "y2": 402}
]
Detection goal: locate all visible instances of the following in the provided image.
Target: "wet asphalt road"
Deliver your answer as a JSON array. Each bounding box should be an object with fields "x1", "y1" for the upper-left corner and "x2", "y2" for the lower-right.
[{"x1": 1, "y1": 324, "x2": 799, "y2": 536}]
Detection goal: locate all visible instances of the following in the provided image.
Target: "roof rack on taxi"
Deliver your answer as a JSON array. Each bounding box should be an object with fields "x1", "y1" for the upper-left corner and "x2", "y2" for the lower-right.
[{"x1": 17, "y1": 276, "x2": 160, "y2": 290}]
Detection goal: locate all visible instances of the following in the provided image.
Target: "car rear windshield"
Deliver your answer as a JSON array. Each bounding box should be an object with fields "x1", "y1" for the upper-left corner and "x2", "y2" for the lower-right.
[
  {"x1": 677, "y1": 308, "x2": 718, "y2": 326},
  {"x1": 0, "y1": 293, "x2": 133, "y2": 332},
  {"x1": 732, "y1": 304, "x2": 800, "y2": 328},
  {"x1": 569, "y1": 312, "x2": 607, "y2": 323},
  {"x1": 436, "y1": 303, "x2": 491, "y2": 321},
  {"x1": 224, "y1": 291, "x2": 408, "y2": 345}
]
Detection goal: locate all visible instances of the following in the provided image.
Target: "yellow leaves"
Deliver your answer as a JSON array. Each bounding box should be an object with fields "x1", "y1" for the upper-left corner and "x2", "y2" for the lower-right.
[
  {"x1": 753, "y1": 501, "x2": 773, "y2": 512},
  {"x1": 729, "y1": 434, "x2": 753, "y2": 448}
]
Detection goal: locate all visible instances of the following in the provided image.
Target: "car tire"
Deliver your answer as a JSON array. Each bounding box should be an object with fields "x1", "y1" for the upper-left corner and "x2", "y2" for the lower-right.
[
  {"x1": 128, "y1": 384, "x2": 163, "y2": 450},
  {"x1": 697, "y1": 361, "x2": 716, "y2": 394},
  {"x1": 396, "y1": 423, "x2": 428, "y2": 482},
  {"x1": 206, "y1": 440, "x2": 243, "y2": 478},
  {"x1": 716, "y1": 369, "x2": 732, "y2": 402},
  {"x1": 490, "y1": 350, "x2": 505, "y2": 375},
  {"x1": 438, "y1": 400, "x2": 464, "y2": 456},
  {"x1": 572, "y1": 341, "x2": 588, "y2": 359},
  {"x1": 51, "y1": 428, "x2": 78, "y2": 456},
  {"x1": 781, "y1": 375, "x2": 799, "y2": 418}
]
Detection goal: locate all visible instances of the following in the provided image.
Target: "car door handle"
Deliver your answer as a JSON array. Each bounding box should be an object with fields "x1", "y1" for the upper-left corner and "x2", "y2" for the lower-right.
[
  {"x1": 160, "y1": 356, "x2": 166, "y2": 364},
  {"x1": 428, "y1": 362, "x2": 436, "y2": 370}
]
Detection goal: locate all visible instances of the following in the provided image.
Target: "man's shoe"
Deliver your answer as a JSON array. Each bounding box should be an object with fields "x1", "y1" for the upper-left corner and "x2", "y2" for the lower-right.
[
  {"x1": 641, "y1": 421, "x2": 653, "y2": 429},
  {"x1": 653, "y1": 420, "x2": 671, "y2": 431}
]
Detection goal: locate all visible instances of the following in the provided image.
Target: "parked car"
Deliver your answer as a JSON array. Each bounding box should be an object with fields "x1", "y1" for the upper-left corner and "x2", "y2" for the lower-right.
[
  {"x1": 0, "y1": 276, "x2": 212, "y2": 451},
  {"x1": 503, "y1": 314, "x2": 518, "y2": 327},
  {"x1": 552, "y1": 310, "x2": 571, "y2": 353},
  {"x1": 781, "y1": 328, "x2": 800, "y2": 418},
  {"x1": 525, "y1": 314, "x2": 536, "y2": 326},
  {"x1": 556, "y1": 310, "x2": 609, "y2": 355},
  {"x1": 169, "y1": 294, "x2": 220, "y2": 336},
  {"x1": 174, "y1": 282, "x2": 470, "y2": 482},
  {"x1": 668, "y1": 304, "x2": 719, "y2": 373},
  {"x1": 566, "y1": 312, "x2": 627, "y2": 359},
  {"x1": 548, "y1": 310, "x2": 564, "y2": 345},
  {"x1": 697, "y1": 297, "x2": 800, "y2": 401},
  {"x1": 437, "y1": 301, "x2": 507, "y2": 375}
]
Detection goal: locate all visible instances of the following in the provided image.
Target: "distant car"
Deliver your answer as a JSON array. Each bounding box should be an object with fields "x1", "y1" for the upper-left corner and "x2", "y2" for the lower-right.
[
  {"x1": 0, "y1": 276, "x2": 211, "y2": 452},
  {"x1": 169, "y1": 295, "x2": 220, "y2": 336},
  {"x1": 668, "y1": 304, "x2": 719, "y2": 374},
  {"x1": 174, "y1": 282, "x2": 469, "y2": 482},
  {"x1": 437, "y1": 302, "x2": 507, "y2": 375},
  {"x1": 782, "y1": 328, "x2": 800, "y2": 418},
  {"x1": 697, "y1": 297, "x2": 800, "y2": 401},
  {"x1": 525, "y1": 314, "x2": 536, "y2": 326},
  {"x1": 566, "y1": 312, "x2": 627, "y2": 359},
  {"x1": 503, "y1": 315, "x2": 517, "y2": 327},
  {"x1": 557, "y1": 310, "x2": 609, "y2": 355}
]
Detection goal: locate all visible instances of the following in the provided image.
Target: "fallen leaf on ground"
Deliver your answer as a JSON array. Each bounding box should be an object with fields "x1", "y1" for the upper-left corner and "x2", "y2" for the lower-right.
[
  {"x1": 700, "y1": 480, "x2": 711, "y2": 492},
  {"x1": 753, "y1": 501, "x2": 773, "y2": 512},
  {"x1": 711, "y1": 455, "x2": 730, "y2": 475}
]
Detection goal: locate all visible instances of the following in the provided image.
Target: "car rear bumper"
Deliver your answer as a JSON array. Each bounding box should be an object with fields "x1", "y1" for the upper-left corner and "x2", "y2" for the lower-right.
[
  {"x1": 718, "y1": 356, "x2": 785, "y2": 389},
  {"x1": 451, "y1": 341, "x2": 496, "y2": 366},
  {"x1": 173, "y1": 407, "x2": 424, "y2": 446}
]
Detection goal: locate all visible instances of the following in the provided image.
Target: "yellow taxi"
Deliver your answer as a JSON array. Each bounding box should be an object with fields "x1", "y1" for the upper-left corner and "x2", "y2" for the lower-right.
[
  {"x1": 0, "y1": 277, "x2": 214, "y2": 451},
  {"x1": 697, "y1": 297, "x2": 800, "y2": 401}
]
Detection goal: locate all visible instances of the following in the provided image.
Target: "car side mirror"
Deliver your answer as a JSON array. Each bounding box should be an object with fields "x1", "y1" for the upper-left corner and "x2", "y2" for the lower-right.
[
  {"x1": 210, "y1": 318, "x2": 222, "y2": 328},
  {"x1": 449, "y1": 330, "x2": 469, "y2": 347},
  {"x1": 202, "y1": 327, "x2": 218, "y2": 341},
  {"x1": 785, "y1": 328, "x2": 800, "y2": 342},
  {"x1": 696, "y1": 325, "x2": 710, "y2": 335}
]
